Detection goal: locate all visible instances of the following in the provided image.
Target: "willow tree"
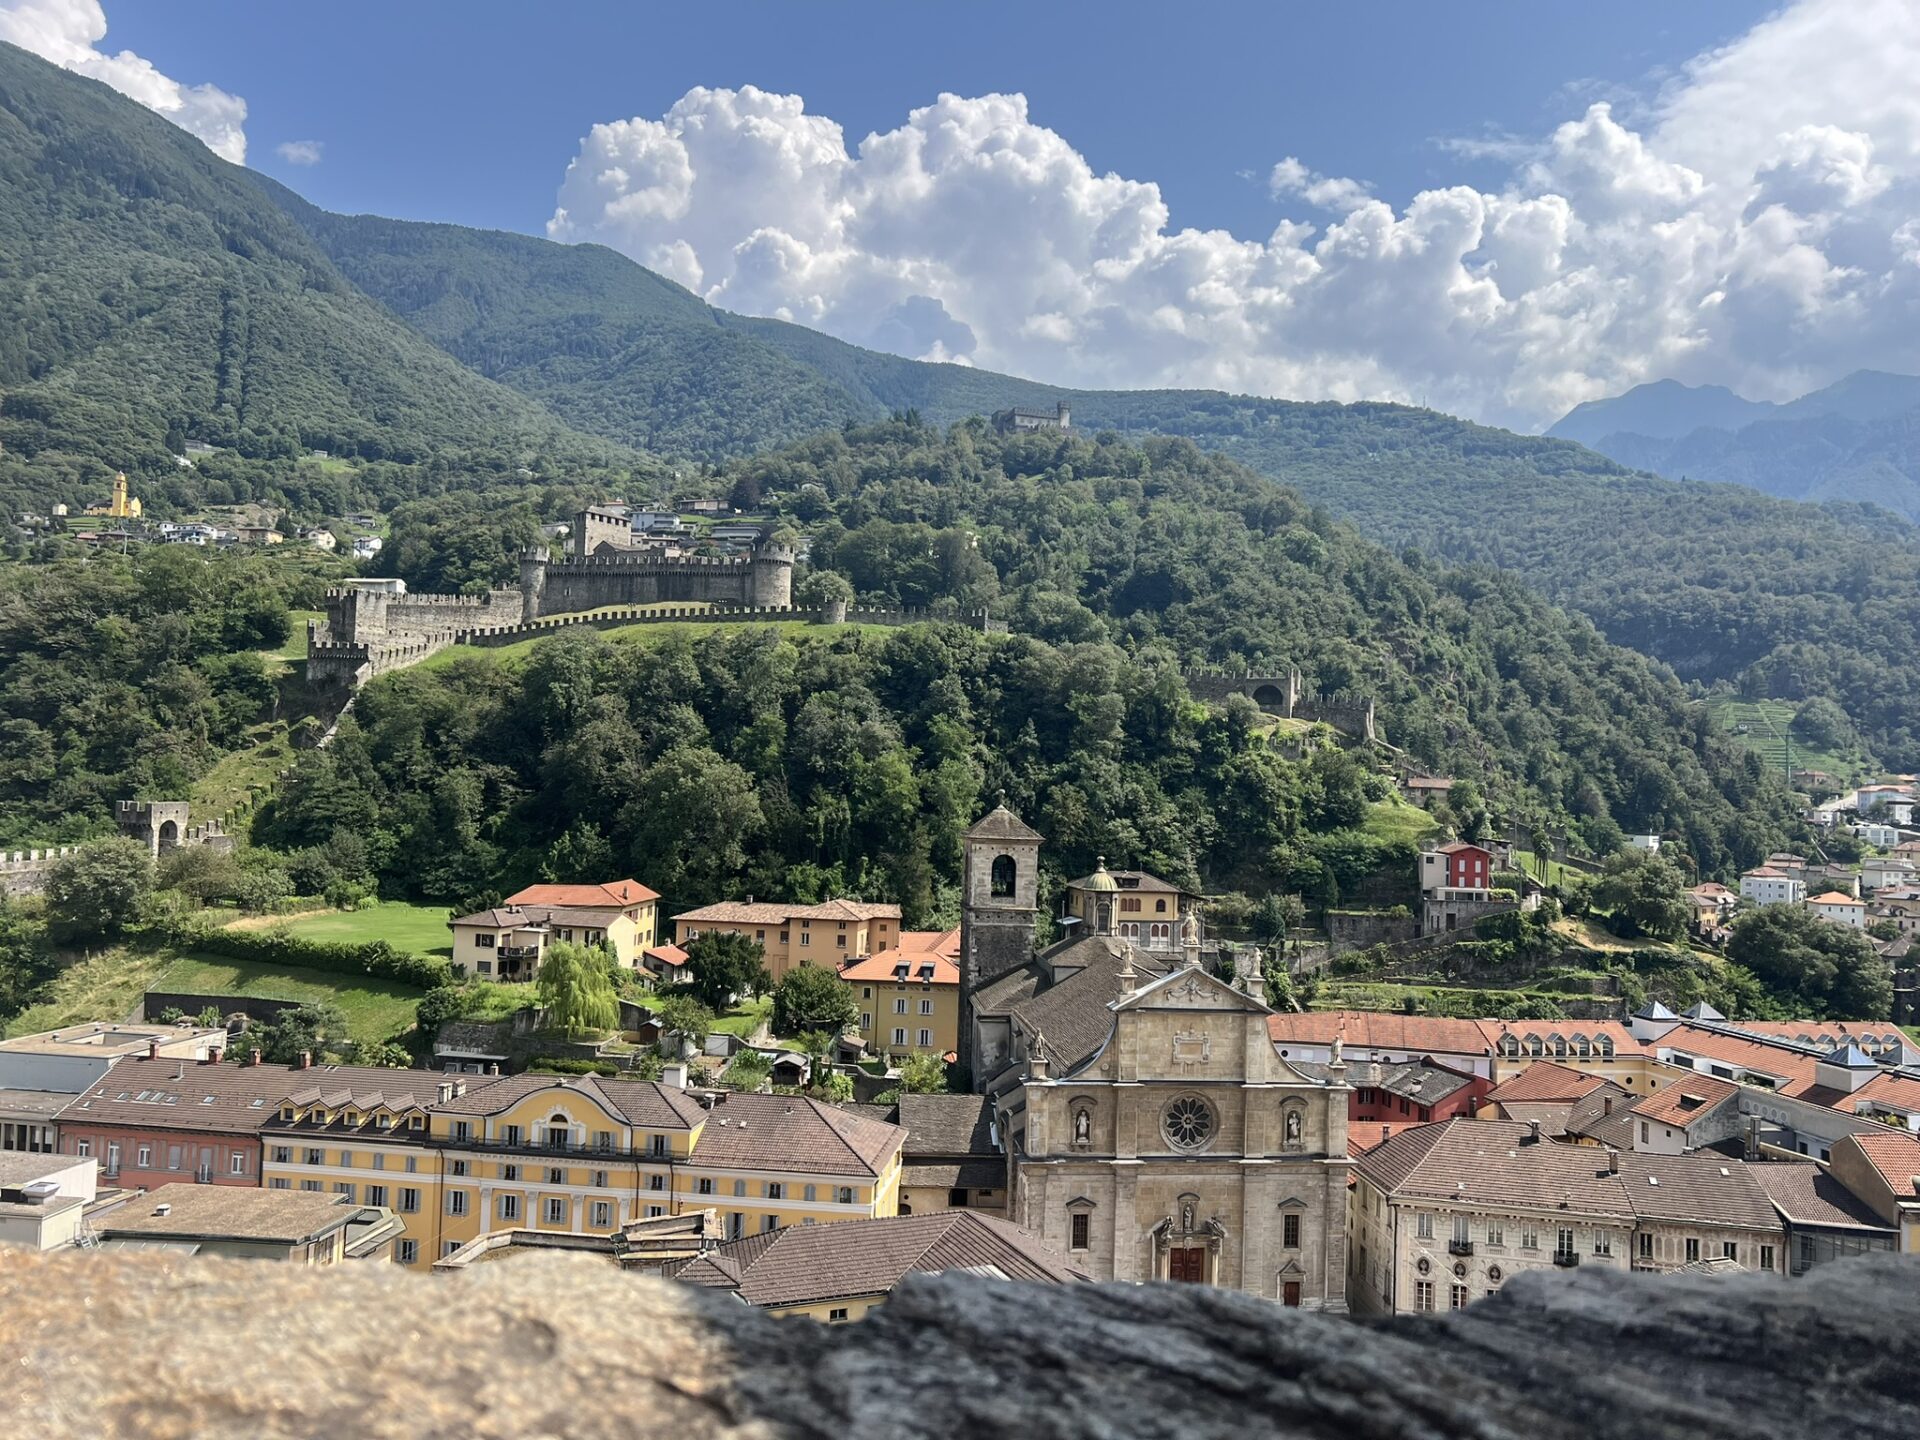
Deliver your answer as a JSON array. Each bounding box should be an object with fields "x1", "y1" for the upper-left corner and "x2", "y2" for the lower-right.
[{"x1": 535, "y1": 941, "x2": 620, "y2": 1037}]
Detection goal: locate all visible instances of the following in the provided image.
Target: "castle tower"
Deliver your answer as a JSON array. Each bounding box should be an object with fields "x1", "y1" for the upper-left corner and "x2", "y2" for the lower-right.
[
  {"x1": 958, "y1": 803, "x2": 1042, "y2": 1086},
  {"x1": 749, "y1": 538, "x2": 795, "y2": 608},
  {"x1": 518, "y1": 547, "x2": 549, "y2": 624}
]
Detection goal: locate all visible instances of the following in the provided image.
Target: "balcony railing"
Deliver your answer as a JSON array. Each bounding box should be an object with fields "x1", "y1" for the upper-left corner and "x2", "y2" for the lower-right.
[
  {"x1": 428, "y1": 1134, "x2": 669, "y2": 1163},
  {"x1": 1552, "y1": 1251, "x2": 1580, "y2": 1268},
  {"x1": 1448, "y1": 1239, "x2": 1475, "y2": 1257},
  {"x1": 193, "y1": 1166, "x2": 214, "y2": 1184}
]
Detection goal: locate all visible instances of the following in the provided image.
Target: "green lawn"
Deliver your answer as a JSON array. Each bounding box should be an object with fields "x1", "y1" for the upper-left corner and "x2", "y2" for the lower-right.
[
  {"x1": 263, "y1": 610, "x2": 322, "y2": 667},
  {"x1": 3, "y1": 950, "x2": 172, "y2": 1038},
  {"x1": 713, "y1": 995, "x2": 773, "y2": 1040},
  {"x1": 265, "y1": 901, "x2": 455, "y2": 959},
  {"x1": 1513, "y1": 849, "x2": 1580, "y2": 890},
  {"x1": 1359, "y1": 797, "x2": 1442, "y2": 847},
  {"x1": 154, "y1": 954, "x2": 425, "y2": 1046}
]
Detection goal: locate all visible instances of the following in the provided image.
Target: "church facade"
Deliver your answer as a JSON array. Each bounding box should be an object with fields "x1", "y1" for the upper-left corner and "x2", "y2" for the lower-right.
[{"x1": 958, "y1": 804, "x2": 1352, "y2": 1308}]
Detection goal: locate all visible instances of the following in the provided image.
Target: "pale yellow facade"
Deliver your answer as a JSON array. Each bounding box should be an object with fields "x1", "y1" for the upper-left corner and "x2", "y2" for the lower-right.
[
  {"x1": 845, "y1": 976, "x2": 959, "y2": 1060},
  {"x1": 672, "y1": 902, "x2": 900, "y2": 983},
  {"x1": 261, "y1": 1078, "x2": 900, "y2": 1271}
]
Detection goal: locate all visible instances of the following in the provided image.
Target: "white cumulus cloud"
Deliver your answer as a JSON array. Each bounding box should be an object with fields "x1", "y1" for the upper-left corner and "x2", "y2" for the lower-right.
[
  {"x1": 276, "y1": 139, "x2": 323, "y2": 167},
  {"x1": 0, "y1": 0, "x2": 247, "y2": 163},
  {"x1": 546, "y1": 0, "x2": 1920, "y2": 430}
]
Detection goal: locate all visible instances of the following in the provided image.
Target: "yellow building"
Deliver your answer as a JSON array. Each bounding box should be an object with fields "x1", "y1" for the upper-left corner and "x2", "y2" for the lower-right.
[
  {"x1": 85, "y1": 472, "x2": 142, "y2": 519},
  {"x1": 261, "y1": 1072, "x2": 904, "y2": 1270},
  {"x1": 671, "y1": 898, "x2": 901, "y2": 983},
  {"x1": 1061, "y1": 862, "x2": 1187, "y2": 955},
  {"x1": 448, "y1": 880, "x2": 661, "y2": 980},
  {"x1": 840, "y1": 927, "x2": 960, "y2": 1061}
]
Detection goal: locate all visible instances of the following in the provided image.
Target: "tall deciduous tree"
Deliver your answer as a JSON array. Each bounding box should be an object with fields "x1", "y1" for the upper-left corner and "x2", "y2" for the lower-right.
[
  {"x1": 44, "y1": 837, "x2": 153, "y2": 946},
  {"x1": 771, "y1": 963, "x2": 857, "y2": 1038},
  {"x1": 535, "y1": 941, "x2": 621, "y2": 1037},
  {"x1": 1593, "y1": 849, "x2": 1691, "y2": 942},
  {"x1": 683, "y1": 930, "x2": 771, "y2": 1010}
]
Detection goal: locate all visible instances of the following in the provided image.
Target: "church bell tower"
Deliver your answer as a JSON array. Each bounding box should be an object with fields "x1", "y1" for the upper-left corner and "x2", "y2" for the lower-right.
[{"x1": 958, "y1": 803, "x2": 1042, "y2": 1084}]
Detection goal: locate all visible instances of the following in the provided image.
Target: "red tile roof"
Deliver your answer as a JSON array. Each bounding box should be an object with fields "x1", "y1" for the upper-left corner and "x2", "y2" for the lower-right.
[
  {"x1": 1485, "y1": 1061, "x2": 1612, "y2": 1106},
  {"x1": 506, "y1": 880, "x2": 659, "y2": 908},
  {"x1": 1267, "y1": 1011, "x2": 1492, "y2": 1056},
  {"x1": 643, "y1": 944, "x2": 689, "y2": 969},
  {"x1": 1850, "y1": 1072, "x2": 1920, "y2": 1115},
  {"x1": 1628, "y1": 1074, "x2": 1741, "y2": 1129},
  {"x1": 1844, "y1": 1129, "x2": 1920, "y2": 1196},
  {"x1": 839, "y1": 928, "x2": 961, "y2": 984},
  {"x1": 1653, "y1": 1027, "x2": 1822, "y2": 1098}
]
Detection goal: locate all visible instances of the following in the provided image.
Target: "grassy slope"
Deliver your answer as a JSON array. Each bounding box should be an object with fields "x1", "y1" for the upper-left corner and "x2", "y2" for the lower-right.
[
  {"x1": 263, "y1": 901, "x2": 455, "y2": 959},
  {"x1": 153, "y1": 954, "x2": 423, "y2": 1045},
  {"x1": 1705, "y1": 696, "x2": 1862, "y2": 786},
  {"x1": 418, "y1": 619, "x2": 898, "y2": 671}
]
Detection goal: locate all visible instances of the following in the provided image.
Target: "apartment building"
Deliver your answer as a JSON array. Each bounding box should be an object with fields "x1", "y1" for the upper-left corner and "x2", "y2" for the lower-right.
[
  {"x1": 671, "y1": 898, "x2": 901, "y2": 982},
  {"x1": 840, "y1": 927, "x2": 960, "y2": 1060}
]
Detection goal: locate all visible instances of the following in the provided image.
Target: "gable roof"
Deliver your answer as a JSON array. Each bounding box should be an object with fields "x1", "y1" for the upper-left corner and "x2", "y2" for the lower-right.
[
  {"x1": 963, "y1": 805, "x2": 1044, "y2": 843},
  {"x1": 671, "y1": 898, "x2": 902, "y2": 926},
  {"x1": 665, "y1": 1210, "x2": 1081, "y2": 1307},
  {"x1": 689, "y1": 1092, "x2": 904, "y2": 1178},
  {"x1": 1615, "y1": 1152, "x2": 1782, "y2": 1231},
  {"x1": 1356, "y1": 1119, "x2": 1636, "y2": 1219},
  {"x1": 65, "y1": 1058, "x2": 441, "y2": 1136},
  {"x1": 1485, "y1": 1061, "x2": 1611, "y2": 1106},
  {"x1": 506, "y1": 880, "x2": 659, "y2": 908},
  {"x1": 973, "y1": 935, "x2": 1174, "y2": 1077},
  {"x1": 431, "y1": 1073, "x2": 707, "y2": 1130},
  {"x1": 1842, "y1": 1129, "x2": 1920, "y2": 1197},
  {"x1": 839, "y1": 928, "x2": 961, "y2": 984},
  {"x1": 1747, "y1": 1163, "x2": 1895, "y2": 1232},
  {"x1": 1629, "y1": 1074, "x2": 1742, "y2": 1130}
]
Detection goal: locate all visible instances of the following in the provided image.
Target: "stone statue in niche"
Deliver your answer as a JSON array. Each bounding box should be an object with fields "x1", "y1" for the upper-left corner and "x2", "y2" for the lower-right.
[
  {"x1": 1284, "y1": 1108, "x2": 1303, "y2": 1149},
  {"x1": 1180, "y1": 1197, "x2": 1197, "y2": 1234},
  {"x1": 1073, "y1": 1108, "x2": 1091, "y2": 1148}
]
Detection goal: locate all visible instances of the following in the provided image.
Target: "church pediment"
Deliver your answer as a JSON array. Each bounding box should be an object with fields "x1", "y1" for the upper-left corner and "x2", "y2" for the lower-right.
[{"x1": 1118, "y1": 965, "x2": 1271, "y2": 1014}]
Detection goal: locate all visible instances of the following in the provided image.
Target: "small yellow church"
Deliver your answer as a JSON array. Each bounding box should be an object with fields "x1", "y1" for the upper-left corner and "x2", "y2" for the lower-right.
[{"x1": 85, "y1": 472, "x2": 141, "y2": 519}]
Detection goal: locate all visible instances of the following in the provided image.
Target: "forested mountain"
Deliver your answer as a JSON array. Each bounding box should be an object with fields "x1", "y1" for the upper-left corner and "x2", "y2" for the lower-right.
[
  {"x1": 1550, "y1": 371, "x2": 1920, "y2": 519},
  {"x1": 0, "y1": 42, "x2": 638, "y2": 516},
  {"x1": 264, "y1": 422, "x2": 1801, "y2": 921}
]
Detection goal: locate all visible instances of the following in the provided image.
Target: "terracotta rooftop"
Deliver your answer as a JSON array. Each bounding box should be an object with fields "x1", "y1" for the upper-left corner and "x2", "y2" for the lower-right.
[
  {"x1": 1267, "y1": 1011, "x2": 1492, "y2": 1056},
  {"x1": 1808, "y1": 891, "x2": 1864, "y2": 906},
  {"x1": 1849, "y1": 1072, "x2": 1920, "y2": 1116},
  {"x1": 1485, "y1": 1061, "x2": 1612, "y2": 1106},
  {"x1": 666, "y1": 1210, "x2": 1081, "y2": 1307},
  {"x1": 1844, "y1": 1129, "x2": 1920, "y2": 1197},
  {"x1": 689, "y1": 1092, "x2": 905, "y2": 1178},
  {"x1": 1653, "y1": 1027, "x2": 1822, "y2": 1098},
  {"x1": 1477, "y1": 1019, "x2": 1649, "y2": 1057},
  {"x1": 1629, "y1": 1074, "x2": 1742, "y2": 1130},
  {"x1": 840, "y1": 928, "x2": 961, "y2": 984},
  {"x1": 643, "y1": 943, "x2": 689, "y2": 968},
  {"x1": 505, "y1": 880, "x2": 660, "y2": 907}
]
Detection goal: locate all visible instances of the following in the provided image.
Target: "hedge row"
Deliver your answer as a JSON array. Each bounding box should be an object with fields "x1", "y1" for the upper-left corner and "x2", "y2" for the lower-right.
[{"x1": 156, "y1": 919, "x2": 451, "y2": 989}]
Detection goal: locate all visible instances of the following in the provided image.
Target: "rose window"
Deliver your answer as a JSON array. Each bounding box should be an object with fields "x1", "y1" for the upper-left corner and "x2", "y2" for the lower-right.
[{"x1": 1163, "y1": 1096, "x2": 1215, "y2": 1151}]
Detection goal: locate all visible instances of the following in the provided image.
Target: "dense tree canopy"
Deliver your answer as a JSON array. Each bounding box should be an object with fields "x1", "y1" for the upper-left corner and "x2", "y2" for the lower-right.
[{"x1": 1726, "y1": 905, "x2": 1894, "y2": 1019}]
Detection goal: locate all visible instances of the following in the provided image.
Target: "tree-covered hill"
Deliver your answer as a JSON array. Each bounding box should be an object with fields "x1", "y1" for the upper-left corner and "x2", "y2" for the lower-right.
[{"x1": 0, "y1": 41, "x2": 637, "y2": 512}]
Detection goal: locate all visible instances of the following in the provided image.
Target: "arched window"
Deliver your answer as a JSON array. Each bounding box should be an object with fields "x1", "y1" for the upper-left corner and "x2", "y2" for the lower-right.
[{"x1": 990, "y1": 854, "x2": 1016, "y2": 899}]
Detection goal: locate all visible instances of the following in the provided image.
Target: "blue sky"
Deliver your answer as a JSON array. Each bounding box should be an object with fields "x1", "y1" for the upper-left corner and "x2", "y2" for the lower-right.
[
  {"x1": 14, "y1": 1, "x2": 1920, "y2": 428},
  {"x1": 105, "y1": 2, "x2": 1754, "y2": 238}
]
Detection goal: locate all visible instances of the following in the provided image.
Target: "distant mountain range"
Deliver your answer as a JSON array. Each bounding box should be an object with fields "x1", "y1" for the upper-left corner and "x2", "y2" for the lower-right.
[{"x1": 1549, "y1": 372, "x2": 1920, "y2": 517}]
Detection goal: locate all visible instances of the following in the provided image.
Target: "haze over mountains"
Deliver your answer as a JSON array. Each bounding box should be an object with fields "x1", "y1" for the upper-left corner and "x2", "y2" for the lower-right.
[
  {"x1": 8, "y1": 39, "x2": 1920, "y2": 770},
  {"x1": 1550, "y1": 373, "x2": 1920, "y2": 519}
]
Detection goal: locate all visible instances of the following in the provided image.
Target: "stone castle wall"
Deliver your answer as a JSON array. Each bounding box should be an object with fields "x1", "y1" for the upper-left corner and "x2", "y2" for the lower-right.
[
  {"x1": 1181, "y1": 667, "x2": 1379, "y2": 744},
  {"x1": 521, "y1": 546, "x2": 793, "y2": 621},
  {"x1": 0, "y1": 845, "x2": 82, "y2": 898}
]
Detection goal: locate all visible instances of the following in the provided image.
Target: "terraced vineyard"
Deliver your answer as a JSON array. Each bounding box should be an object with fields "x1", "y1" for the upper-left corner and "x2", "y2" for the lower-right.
[{"x1": 1705, "y1": 696, "x2": 1860, "y2": 787}]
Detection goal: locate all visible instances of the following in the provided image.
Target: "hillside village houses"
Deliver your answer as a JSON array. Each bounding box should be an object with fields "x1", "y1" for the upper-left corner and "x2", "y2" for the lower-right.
[
  {"x1": 448, "y1": 880, "x2": 660, "y2": 979},
  {"x1": 670, "y1": 899, "x2": 900, "y2": 984},
  {"x1": 839, "y1": 927, "x2": 961, "y2": 1061}
]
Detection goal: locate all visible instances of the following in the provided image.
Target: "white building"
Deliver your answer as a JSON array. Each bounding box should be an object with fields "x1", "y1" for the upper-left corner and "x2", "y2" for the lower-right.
[
  {"x1": 1808, "y1": 891, "x2": 1867, "y2": 929},
  {"x1": 1738, "y1": 866, "x2": 1803, "y2": 906},
  {"x1": 1627, "y1": 834, "x2": 1662, "y2": 852},
  {"x1": 0, "y1": 1153, "x2": 98, "y2": 1251}
]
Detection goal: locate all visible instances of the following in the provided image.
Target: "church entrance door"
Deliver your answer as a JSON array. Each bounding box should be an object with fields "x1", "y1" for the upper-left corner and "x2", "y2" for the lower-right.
[
  {"x1": 1282, "y1": 1281, "x2": 1302, "y2": 1307},
  {"x1": 1168, "y1": 1247, "x2": 1207, "y2": 1284}
]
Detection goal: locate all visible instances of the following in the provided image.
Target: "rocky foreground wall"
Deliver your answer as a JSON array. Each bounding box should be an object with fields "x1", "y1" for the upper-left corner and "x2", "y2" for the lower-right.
[{"x1": 0, "y1": 1248, "x2": 1913, "y2": 1438}]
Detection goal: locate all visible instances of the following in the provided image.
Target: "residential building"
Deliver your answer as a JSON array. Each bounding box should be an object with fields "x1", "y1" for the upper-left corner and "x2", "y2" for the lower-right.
[
  {"x1": 840, "y1": 927, "x2": 960, "y2": 1060},
  {"x1": 0, "y1": 1024, "x2": 219, "y2": 1156},
  {"x1": 448, "y1": 880, "x2": 660, "y2": 979},
  {"x1": 1480, "y1": 1060, "x2": 1630, "y2": 1137},
  {"x1": 639, "y1": 943, "x2": 689, "y2": 985},
  {"x1": 1348, "y1": 1120, "x2": 1786, "y2": 1314},
  {"x1": 52, "y1": 1052, "x2": 316, "y2": 1190},
  {"x1": 1650, "y1": 1028, "x2": 1890, "y2": 1160},
  {"x1": 1399, "y1": 776, "x2": 1454, "y2": 808},
  {"x1": 94, "y1": 1184, "x2": 402, "y2": 1262},
  {"x1": 1748, "y1": 1162, "x2": 1898, "y2": 1273},
  {"x1": 1628, "y1": 834, "x2": 1662, "y2": 851},
  {"x1": 957, "y1": 804, "x2": 1350, "y2": 1307},
  {"x1": 1476, "y1": 1020, "x2": 1664, "y2": 1090},
  {"x1": 1626, "y1": 1075, "x2": 1744, "y2": 1154},
  {"x1": 1861, "y1": 857, "x2": 1916, "y2": 893},
  {"x1": 1418, "y1": 840, "x2": 1511, "y2": 935},
  {"x1": 888, "y1": 1092, "x2": 1007, "y2": 1219},
  {"x1": 0, "y1": 1022, "x2": 223, "y2": 1064},
  {"x1": 665, "y1": 1210, "x2": 1082, "y2": 1321},
  {"x1": 1808, "y1": 890, "x2": 1867, "y2": 929},
  {"x1": 1827, "y1": 1130, "x2": 1920, "y2": 1252},
  {"x1": 1267, "y1": 1012, "x2": 1498, "y2": 1078},
  {"x1": 1739, "y1": 867, "x2": 1804, "y2": 906},
  {"x1": 671, "y1": 898, "x2": 901, "y2": 983},
  {"x1": 1061, "y1": 862, "x2": 1188, "y2": 952},
  {"x1": 0, "y1": 1153, "x2": 97, "y2": 1251},
  {"x1": 263, "y1": 1073, "x2": 904, "y2": 1270},
  {"x1": 1341, "y1": 1058, "x2": 1487, "y2": 1152}
]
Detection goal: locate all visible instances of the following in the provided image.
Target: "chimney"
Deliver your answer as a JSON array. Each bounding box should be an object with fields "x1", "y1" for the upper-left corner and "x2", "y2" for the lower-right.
[
  {"x1": 1605, "y1": 1148, "x2": 1619, "y2": 1175},
  {"x1": 662, "y1": 1063, "x2": 688, "y2": 1090},
  {"x1": 1746, "y1": 1115, "x2": 1764, "y2": 1160},
  {"x1": 248, "y1": 1048, "x2": 261, "y2": 1067},
  {"x1": 297, "y1": 1051, "x2": 312, "y2": 1071},
  {"x1": 146, "y1": 1040, "x2": 160, "y2": 1060},
  {"x1": 1527, "y1": 1119, "x2": 1542, "y2": 1145},
  {"x1": 1381, "y1": 1125, "x2": 1391, "y2": 1143},
  {"x1": 488, "y1": 1063, "x2": 501, "y2": 1076},
  {"x1": 1602, "y1": 1095, "x2": 1614, "y2": 1115},
  {"x1": 152, "y1": 1203, "x2": 171, "y2": 1218},
  {"x1": 437, "y1": 1081, "x2": 454, "y2": 1103},
  {"x1": 454, "y1": 1081, "x2": 467, "y2": 1098},
  {"x1": 204, "y1": 1047, "x2": 222, "y2": 1065}
]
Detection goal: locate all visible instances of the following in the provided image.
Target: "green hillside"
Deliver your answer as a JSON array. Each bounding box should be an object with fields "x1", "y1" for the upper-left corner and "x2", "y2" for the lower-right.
[{"x1": 0, "y1": 41, "x2": 636, "y2": 513}]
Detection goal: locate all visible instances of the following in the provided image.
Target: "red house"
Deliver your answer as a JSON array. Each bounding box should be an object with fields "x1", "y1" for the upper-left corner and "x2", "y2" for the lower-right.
[
  {"x1": 53, "y1": 1053, "x2": 312, "y2": 1190},
  {"x1": 1346, "y1": 1057, "x2": 1489, "y2": 1153},
  {"x1": 1434, "y1": 841, "x2": 1491, "y2": 890}
]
